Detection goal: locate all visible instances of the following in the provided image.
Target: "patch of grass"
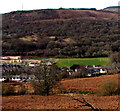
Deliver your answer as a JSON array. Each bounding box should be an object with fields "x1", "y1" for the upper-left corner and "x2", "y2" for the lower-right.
[
  {"x1": 56, "y1": 57, "x2": 109, "y2": 67},
  {"x1": 19, "y1": 37, "x2": 37, "y2": 41},
  {"x1": 60, "y1": 89, "x2": 91, "y2": 95},
  {"x1": 79, "y1": 91, "x2": 90, "y2": 94}
]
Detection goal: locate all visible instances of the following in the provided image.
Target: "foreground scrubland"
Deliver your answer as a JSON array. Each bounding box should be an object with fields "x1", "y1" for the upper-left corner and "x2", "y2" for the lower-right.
[{"x1": 2, "y1": 74, "x2": 119, "y2": 110}]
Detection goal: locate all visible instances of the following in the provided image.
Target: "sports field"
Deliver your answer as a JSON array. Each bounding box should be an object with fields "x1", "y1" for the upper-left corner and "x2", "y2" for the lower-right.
[{"x1": 56, "y1": 57, "x2": 109, "y2": 67}]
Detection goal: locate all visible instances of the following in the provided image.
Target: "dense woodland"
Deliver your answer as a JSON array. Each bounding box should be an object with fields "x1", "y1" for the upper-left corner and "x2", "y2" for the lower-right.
[{"x1": 2, "y1": 9, "x2": 120, "y2": 58}]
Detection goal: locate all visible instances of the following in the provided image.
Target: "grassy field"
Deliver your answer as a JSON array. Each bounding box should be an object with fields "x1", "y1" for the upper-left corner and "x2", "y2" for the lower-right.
[
  {"x1": 19, "y1": 36, "x2": 37, "y2": 41},
  {"x1": 56, "y1": 57, "x2": 109, "y2": 67},
  {"x1": 20, "y1": 37, "x2": 36, "y2": 41}
]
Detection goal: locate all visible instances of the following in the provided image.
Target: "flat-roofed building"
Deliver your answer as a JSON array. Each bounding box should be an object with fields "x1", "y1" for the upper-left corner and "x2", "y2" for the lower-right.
[{"x1": 0, "y1": 56, "x2": 22, "y2": 63}]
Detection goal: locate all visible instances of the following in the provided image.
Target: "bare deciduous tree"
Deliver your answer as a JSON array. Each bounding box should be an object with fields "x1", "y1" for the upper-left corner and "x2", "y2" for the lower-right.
[
  {"x1": 110, "y1": 52, "x2": 120, "y2": 66},
  {"x1": 33, "y1": 64, "x2": 61, "y2": 96}
]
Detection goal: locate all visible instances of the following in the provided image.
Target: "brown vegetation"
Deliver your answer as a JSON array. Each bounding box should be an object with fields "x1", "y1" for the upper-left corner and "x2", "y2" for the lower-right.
[
  {"x1": 2, "y1": 94, "x2": 119, "y2": 109},
  {"x1": 58, "y1": 74, "x2": 119, "y2": 93},
  {"x1": 2, "y1": 9, "x2": 120, "y2": 57},
  {"x1": 2, "y1": 74, "x2": 119, "y2": 110}
]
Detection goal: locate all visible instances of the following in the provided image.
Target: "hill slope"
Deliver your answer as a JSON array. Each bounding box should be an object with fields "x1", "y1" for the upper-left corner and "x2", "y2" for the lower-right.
[
  {"x1": 2, "y1": 8, "x2": 120, "y2": 57},
  {"x1": 3, "y1": 8, "x2": 119, "y2": 21},
  {"x1": 103, "y1": 6, "x2": 120, "y2": 13}
]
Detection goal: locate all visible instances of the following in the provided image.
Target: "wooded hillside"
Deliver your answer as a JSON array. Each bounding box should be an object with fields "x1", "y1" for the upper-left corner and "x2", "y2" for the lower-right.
[{"x1": 2, "y1": 8, "x2": 120, "y2": 57}]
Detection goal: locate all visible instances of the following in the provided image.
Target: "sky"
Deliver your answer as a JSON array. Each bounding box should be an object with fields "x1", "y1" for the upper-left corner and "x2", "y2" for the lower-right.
[{"x1": 0, "y1": 0, "x2": 119, "y2": 14}]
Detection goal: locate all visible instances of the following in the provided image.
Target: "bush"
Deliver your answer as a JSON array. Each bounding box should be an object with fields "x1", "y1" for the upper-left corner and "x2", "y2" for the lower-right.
[
  {"x1": 68, "y1": 72, "x2": 86, "y2": 79},
  {"x1": 96, "y1": 80, "x2": 120, "y2": 96},
  {"x1": 32, "y1": 81, "x2": 50, "y2": 95},
  {"x1": 16, "y1": 84, "x2": 26, "y2": 95},
  {"x1": 2, "y1": 84, "x2": 15, "y2": 96},
  {"x1": 110, "y1": 52, "x2": 120, "y2": 65}
]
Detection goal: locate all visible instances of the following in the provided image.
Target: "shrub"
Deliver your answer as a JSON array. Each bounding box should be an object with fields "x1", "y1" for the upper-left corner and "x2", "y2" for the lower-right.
[
  {"x1": 96, "y1": 80, "x2": 120, "y2": 96},
  {"x1": 16, "y1": 84, "x2": 26, "y2": 95},
  {"x1": 32, "y1": 81, "x2": 47, "y2": 95},
  {"x1": 2, "y1": 84, "x2": 15, "y2": 96},
  {"x1": 59, "y1": 72, "x2": 69, "y2": 79},
  {"x1": 68, "y1": 72, "x2": 86, "y2": 79},
  {"x1": 110, "y1": 52, "x2": 120, "y2": 65}
]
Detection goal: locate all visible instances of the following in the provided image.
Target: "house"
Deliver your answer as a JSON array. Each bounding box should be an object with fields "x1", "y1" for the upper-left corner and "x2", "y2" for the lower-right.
[
  {"x1": 1, "y1": 74, "x2": 36, "y2": 82},
  {"x1": 46, "y1": 61, "x2": 55, "y2": 66},
  {"x1": 66, "y1": 69, "x2": 74, "y2": 75},
  {"x1": 99, "y1": 68, "x2": 107, "y2": 74},
  {"x1": 41, "y1": 59, "x2": 55, "y2": 66},
  {"x1": 10, "y1": 75, "x2": 21, "y2": 81},
  {"x1": 86, "y1": 65, "x2": 93, "y2": 69},
  {"x1": 1, "y1": 63, "x2": 23, "y2": 74},
  {"x1": 28, "y1": 74, "x2": 36, "y2": 80},
  {"x1": 86, "y1": 65, "x2": 102, "y2": 69},
  {"x1": 0, "y1": 76, "x2": 7, "y2": 82},
  {"x1": 22, "y1": 59, "x2": 41, "y2": 64},
  {"x1": 69, "y1": 64, "x2": 88, "y2": 77},
  {"x1": 70, "y1": 64, "x2": 86, "y2": 72},
  {"x1": 93, "y1": 65, "x2": 102, "y2": 68}
]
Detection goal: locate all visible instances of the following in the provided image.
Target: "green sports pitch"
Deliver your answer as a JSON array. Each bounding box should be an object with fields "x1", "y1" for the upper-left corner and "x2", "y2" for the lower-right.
[{"x1": 55, "y1": 57, "x2": 109, "y2": 67}]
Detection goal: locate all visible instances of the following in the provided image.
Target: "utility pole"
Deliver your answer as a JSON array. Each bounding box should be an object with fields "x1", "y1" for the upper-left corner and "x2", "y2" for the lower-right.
[{"x1": 21, "y1": 0, "x2": 24, "y2": 10}]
